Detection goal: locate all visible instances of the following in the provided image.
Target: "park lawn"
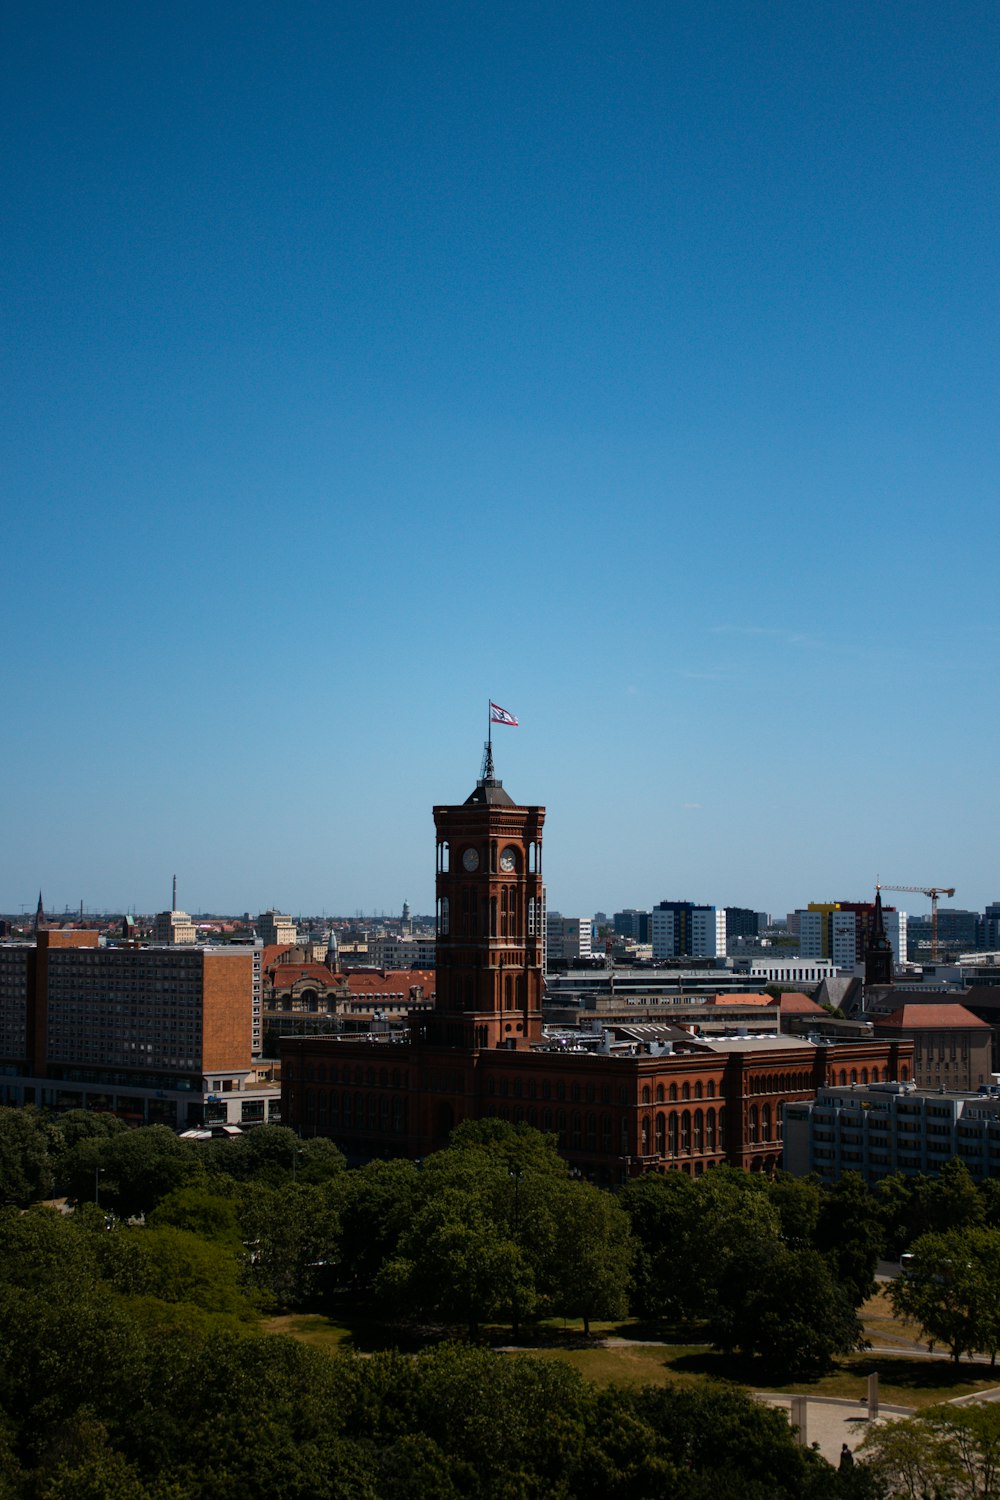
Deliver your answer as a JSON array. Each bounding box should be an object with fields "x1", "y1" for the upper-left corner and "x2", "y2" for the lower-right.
[
  {"x1": 861, "y1": 1286, "x2": 927, "y2": 1351},
  {"x1": 265, "y1": 1305, "x2": 1000, "y2": 1411},
  {"x1": 263, "y1": 1313, "x2": 354, "y2": 1352},
  {"x1": 523, "y1": 1342, "x2": 706, "y2": 1390}
]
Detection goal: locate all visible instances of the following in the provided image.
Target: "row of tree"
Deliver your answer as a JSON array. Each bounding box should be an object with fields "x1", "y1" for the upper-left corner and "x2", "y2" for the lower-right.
[
  {"x1": 0, "y1": 1202, "x2": 873, "y2": 1500},
  {"x1": 9, "y1": 1106, "x2": 1000, "y2": 1371}
]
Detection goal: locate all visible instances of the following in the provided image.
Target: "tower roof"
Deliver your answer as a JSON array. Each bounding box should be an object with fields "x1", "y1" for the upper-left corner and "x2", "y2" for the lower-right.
[{"x1": 464, "y1": 778, "x2": 516, "y2": 807}]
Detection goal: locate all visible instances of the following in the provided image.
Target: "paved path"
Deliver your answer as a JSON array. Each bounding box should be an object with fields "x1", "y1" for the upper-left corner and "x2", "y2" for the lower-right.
[{"x1": 753, "y1": 1393, "x2": 910, "y2": 1466}]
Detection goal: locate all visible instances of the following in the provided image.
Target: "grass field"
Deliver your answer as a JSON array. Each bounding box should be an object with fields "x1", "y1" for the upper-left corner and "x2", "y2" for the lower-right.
[{"x1": 263, "y1": 1291, "x2": 1000, "y2": 1410}]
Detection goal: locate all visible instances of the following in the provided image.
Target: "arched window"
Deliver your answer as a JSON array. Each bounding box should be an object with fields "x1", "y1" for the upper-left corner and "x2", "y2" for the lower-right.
[
  {"x1": 682, "y1": 1081, "x2": 691, "y2": 1101},
  {"x1": 681, "y1": 1111, "x2": 691, "y2": 1152},
  {"x1": 694, "y1": 1080, "x2": 703, "y2": 1099},
  {"x1": 706, "y1": 1080, "x2": 715, "y2": 1098},
  {"x1": 668, "y1": 1114, "x2": 678, "y2": 1156},
  {"x1": 655, "y1": 1112, "x2": 666, "y2": 1155},
  {"x1": 748, "y1": 1104, "x2": 758, "y2": 1143},
  {"x1": 669, "y1": 1083, "x2": 678, "y2": 1102},
  {"x1": 706, "y1": 1108, "x2": 716, "y2": 1150},
  {"x1": 693, "y1": 1109, "x2": 703, "y2": 1152},
  {"x1": 761, "y1": 1103, "x2": 771, "y2": 1142},
  {"x1": 656, "y1": 1084, "x2": 665, "y2": 1103},
  {"x1": 839, "y1": 1069, "x2": 847, "y2": 1086},
  {"x1": 438, "y1": 896, "x2": 449, "y2": 936},
  {"x1": 640, "y1": 1116, "x2": 649, "y2": 1153},
  {"x1": 642, "y1": 1085, "x2": 651, "y2": 1104}
]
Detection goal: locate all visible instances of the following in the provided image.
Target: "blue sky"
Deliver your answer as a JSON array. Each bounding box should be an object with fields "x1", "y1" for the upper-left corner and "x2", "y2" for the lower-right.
[{"x1": 2, "y1": 2, "x2": 997, "y2": 922}]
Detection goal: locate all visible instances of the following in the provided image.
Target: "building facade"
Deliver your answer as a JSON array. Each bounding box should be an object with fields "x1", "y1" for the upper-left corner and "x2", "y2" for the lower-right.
[
  {"x1": 0, "y1": 930, "x2": 278, "y2": 1128},
  {"x1": 281, "y1": 763, "x2": 912, "y2": 1182},
  {"x1": 784, "y1": 1081, "x2": 1000, "y2": 1184}
]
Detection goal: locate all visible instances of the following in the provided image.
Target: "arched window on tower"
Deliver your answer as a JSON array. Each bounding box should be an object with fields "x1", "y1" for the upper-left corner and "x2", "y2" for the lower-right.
[{"x1": 437, "y1": 897, "x2": 449, "y2": 936}]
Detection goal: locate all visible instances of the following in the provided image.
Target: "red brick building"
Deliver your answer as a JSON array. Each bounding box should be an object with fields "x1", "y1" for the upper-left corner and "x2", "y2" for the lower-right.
[{"x1": 281, "y1": 763, "x2": 912, "y2": 1182}]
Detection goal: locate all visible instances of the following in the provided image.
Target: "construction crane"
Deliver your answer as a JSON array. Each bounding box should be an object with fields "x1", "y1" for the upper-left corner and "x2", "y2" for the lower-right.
[{"x1": 879, "y1": 884, "x2": 956, "y2": 962}]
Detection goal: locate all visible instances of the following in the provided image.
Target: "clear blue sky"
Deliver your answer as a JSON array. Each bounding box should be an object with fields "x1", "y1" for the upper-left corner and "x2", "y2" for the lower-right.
[{"x1": 3, "y1": 2, "x2": 997, "y2": 922}]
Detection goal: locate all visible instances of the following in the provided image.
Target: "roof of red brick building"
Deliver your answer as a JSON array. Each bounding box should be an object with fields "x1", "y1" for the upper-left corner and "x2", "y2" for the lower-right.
[
  {"x1": 701, "y1": 992, "x2": 773, "y2": 1007},
  {"x1": 267, "y1": 964, "x2": 434, "y2": 994},
  {"x1": 874, "y1": 1003, "x2": 991, "y2": 1031},
  {"x1": 345, "y1": 969, "x2": 435, "y2": 994},
  {"x1": 776, "y1": 991, "x2": 826, "y2": 1014}
]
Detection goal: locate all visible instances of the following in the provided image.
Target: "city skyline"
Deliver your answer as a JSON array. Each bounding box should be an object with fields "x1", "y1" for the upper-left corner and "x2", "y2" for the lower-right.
[{"x1": 3, "y1": 4, "x2": 997, "y2": 918}]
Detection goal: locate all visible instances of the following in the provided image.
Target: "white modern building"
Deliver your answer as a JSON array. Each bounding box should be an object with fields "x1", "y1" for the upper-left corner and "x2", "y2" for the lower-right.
[{"x1": 546, "y1": 915, "x2": 593, "y2": 968}]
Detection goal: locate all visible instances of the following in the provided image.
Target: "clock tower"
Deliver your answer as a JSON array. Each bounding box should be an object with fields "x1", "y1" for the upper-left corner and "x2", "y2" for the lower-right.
[{"x1": 416, "y1": 751, "x2": 545, "y2": 1051}]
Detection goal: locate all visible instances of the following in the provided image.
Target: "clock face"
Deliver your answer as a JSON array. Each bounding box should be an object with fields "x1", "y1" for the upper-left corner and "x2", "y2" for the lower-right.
[
  {"x1": 499, "y1": 846, "x2": 517, "y2": 873},
  {"x1": 462, "y1": 847, "x2": 480, "y2": 872}
]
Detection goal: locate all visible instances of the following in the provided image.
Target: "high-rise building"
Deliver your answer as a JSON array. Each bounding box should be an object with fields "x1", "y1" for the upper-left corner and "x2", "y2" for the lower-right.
[
  {"x1": 0, "y1": 931, "x2": 276, "y2": 1128},
  {"x1": 256, "y1": 910, "x2": 298, "y2": 946},
  {"x1": 545, "y1": 915, "x2": 593, "y2": 968},
  {"x1": 153, "y1": 909, "x2": 197, "y2": 944},
  {"x1": 650, "y1": 902, "x2": 725, "y2": 960},
  {"x1": 613, "y1": 909, "x2": 650, "y2": 942},
  {"x1": 797, "y1": 901, "x2": 906, "y2": 970}
]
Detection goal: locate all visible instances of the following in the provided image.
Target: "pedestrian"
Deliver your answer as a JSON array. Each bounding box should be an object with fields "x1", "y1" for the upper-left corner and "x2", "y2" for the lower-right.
[{"x1": 839, "y1": 1443, "x2": 855, "y2": 1471}]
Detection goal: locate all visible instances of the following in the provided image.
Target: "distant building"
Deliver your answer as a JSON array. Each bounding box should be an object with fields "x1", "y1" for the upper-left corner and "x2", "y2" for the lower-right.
[
  {"x1": 784, "y1": 1081, "x2": 1000, "y2": 1184},
  {"x1": 257, "y1": 910, "x2": 298, "y2": 946},
  {"x1": 872, "y1": 1002, "x2": 992, "y2": 1092},
  {"x1": 546, "y1": 915, "x2": 593, "y2": 968},
  {"x1": 797, "y1": 901, "x2": 906, "y2": 970},
  {"x1": 0, "y1": 931, "x2": 276, "y2": 1128},
  {"x1": 651, "y1": 902, "x2": 726, "y2": 960},
  {"x1": 908, "y1": 908, "x2": 983, "y2": 959},
  {"x1": 282, "y1": 758, "x2": 911, "y2": 1182},
  {"x1": 613, "y1": 909, "x2": 650, "y2": 942},
  {"x1": 153, "y1": 909, "x2": 197, "y2": 945}
]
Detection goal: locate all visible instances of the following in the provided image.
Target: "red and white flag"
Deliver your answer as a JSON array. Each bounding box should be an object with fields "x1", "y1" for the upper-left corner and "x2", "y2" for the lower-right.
[{"x1": 490, "y1": 702, "x2": 518, "y2": 727}]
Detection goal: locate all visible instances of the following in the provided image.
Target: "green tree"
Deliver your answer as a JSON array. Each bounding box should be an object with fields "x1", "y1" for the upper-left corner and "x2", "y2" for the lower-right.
[
  {"x1": 202, "y1": 1125, "x2": 344, "y2": 1185},
  {"x1": 633, "y1": 1381, "x2": 843, "y2": 1500},
  {"x1": 235, "y1": 1180, "x2": 341, "y2": 1309},
  {"x1": 768, "y1": 1171, "x2": 822, "y2": 1249},
  {"x1": 96, "y1": 1223, "x2": 257, "y2": 1321},
  {"x1": 375, "y1": 1192, "x2": 532, "y2": 1338},
  {"x1": 618, "y1": 1170, "x2": 699, "y2": 1320},
  {"x1": 336, "y1": 1157, "x2": 420, "y2": 1287},
  {"x1": 711, "y1": 1243, "x2": 865, "y2": 1377},
  {"x1": 549, "y1": 1177, "x2": 632, "y2": 1336},
  {"x1": 891, "y1": 1227, "x2": 1000, "y2": 1363},
  {"x1": 147, "y1": 1185, "x2": 243, "y2": 1247},
  {"x1": 856, "y1": 1414, "x2": 958, "y2": 1499},
  {"x1": 59, "y1": 1126, "x2": 203, "y2": 1217},
  {"x1": 814, "y1": 1170, "x2": 885, "y2": 1306},
  {"x1": 925, "y1": 1401, "x2": 1000, "y2": 1498},
  {"x1": 0, "y1": 1106, "x2": 58, "y2": 1206}
]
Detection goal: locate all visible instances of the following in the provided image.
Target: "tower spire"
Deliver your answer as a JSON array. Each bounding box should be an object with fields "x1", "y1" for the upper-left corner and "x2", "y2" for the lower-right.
[
  {"x1": 865, "y1": 885, "x2": 895, "y2": 988},
  {"x1": 33, "y1": 891, "x2": 45, "y2": 934}
]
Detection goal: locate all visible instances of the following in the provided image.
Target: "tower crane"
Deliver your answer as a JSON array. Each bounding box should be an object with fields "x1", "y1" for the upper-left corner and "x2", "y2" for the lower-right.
[{"x1": 879, "y1": 884, "x2": 956, "y2": 963}]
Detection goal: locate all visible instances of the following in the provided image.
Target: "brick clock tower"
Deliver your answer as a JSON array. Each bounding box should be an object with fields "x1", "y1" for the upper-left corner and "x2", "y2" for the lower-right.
[{"x1": 415, "y1": 750, "x2": 545, "y2": 1052}]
